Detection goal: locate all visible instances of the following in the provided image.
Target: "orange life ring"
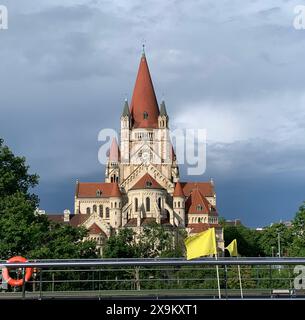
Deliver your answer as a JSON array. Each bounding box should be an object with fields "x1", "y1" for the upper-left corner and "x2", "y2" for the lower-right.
[{"x1": 2, "y1": 256, "x2": 33, "y2": 287}]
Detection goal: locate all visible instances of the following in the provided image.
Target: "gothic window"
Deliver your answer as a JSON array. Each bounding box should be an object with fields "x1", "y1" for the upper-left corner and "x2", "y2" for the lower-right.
[
  {"x1": 143, "y1": 111, "x2": 148, "y2": 119},
  {"x1": 146, "y1": 197, "x2": 150, "y2": 212},
  {"x1": 93, "y1": 205, "x2": 97, "y2": 213},
  {"x1": 158, "y1": 197, "x2": 161, "y2": 210},
  {"x1": 106, "y1": 207, "x2": 110, "y2": 218},
  {"x1": 99, "y1": 205, "x2": 103, "y2": 217},
  {"x1": 135, "y1": 198, "x2": 139, "y2": 212},
  {"x1": 86, "y1": 207, "x2": 91, "y2": 214}
]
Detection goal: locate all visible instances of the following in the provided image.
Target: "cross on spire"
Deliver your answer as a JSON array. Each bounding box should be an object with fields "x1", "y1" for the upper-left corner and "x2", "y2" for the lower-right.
[{"x1": 142, "y1": 43, "x2": 146, "y2": 57}]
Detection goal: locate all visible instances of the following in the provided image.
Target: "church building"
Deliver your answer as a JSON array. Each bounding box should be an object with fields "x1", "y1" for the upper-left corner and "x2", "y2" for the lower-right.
[{"x1": 49, "y1": 50, "x2": 224, "y2": 253}]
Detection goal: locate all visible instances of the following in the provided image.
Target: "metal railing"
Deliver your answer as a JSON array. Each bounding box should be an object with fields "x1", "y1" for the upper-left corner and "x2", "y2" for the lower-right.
[{"x1": 0, "y1": 258, "x2": 305, "y2": 299}]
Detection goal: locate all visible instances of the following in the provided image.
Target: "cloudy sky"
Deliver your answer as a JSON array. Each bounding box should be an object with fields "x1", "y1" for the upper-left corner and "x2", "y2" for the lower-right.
[{"x1": 1, "y1": 0, "x2": 305, "y2": 227}]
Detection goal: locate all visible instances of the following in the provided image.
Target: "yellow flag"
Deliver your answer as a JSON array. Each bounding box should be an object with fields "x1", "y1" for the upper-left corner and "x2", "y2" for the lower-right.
[
  {"x1": 226, "y1": 239, "x2": 238, "y2": 257},
  {"x1": 185, "y1": 227, "x2": 217, "y2": 260}
]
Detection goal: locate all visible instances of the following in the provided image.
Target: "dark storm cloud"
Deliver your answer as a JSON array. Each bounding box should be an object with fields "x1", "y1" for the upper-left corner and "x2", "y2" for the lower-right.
[{"x1": 0, "y1": 0, "x2": 304, "y2": 226}]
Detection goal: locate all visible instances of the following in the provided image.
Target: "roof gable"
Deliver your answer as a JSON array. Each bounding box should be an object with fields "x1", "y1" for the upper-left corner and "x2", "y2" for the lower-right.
[
  {"x1": 130, "y1": 173, "x2": 163, "y2": 190},
  {"x1": 186, "y1": 188, "x2": 211, "y2": 214}
]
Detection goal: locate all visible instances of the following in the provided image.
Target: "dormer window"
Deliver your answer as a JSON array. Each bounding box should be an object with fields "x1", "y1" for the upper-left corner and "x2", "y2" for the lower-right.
[
  {"x1": 96, "y1": 189, "x2": 102, "y2": 197},
  {"x1": 143, "y1": 111, "x2": 148, "y2": 119},
  {"x1": 197, "y1": 204, "x2": 203, "y2": 211},
  {"x1": 146, "y1": 181, "x2": 152, "y2": 187}
]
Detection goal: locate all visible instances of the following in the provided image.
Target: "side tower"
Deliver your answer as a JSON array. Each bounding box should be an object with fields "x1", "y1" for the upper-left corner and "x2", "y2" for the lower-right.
[
  {"x1": 173, "y1": 181, "x2": 185, "y2": 227},
  {"x1": 109, "y1": 183, "x2": 122, "y2": 229},
  {"x1": 105, "y1": 138, "x2": 120, "y2": 183},
  {"x1": 120, "y1": 99, "x2": 131, "y2": 167}
]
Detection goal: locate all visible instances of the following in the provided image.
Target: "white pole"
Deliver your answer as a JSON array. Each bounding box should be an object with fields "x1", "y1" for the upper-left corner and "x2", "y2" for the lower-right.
[
  {"x1": 237, "y1": 264, "x2": 243, "y2": 299},
  {"x1": 215, "y1": 254, "x2": 221, "y2": 299}
]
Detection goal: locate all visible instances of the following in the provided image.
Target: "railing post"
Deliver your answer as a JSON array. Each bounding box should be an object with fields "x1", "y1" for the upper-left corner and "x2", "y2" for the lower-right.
[
  {"x1": 269, "y1": 264, "x2": 273, "y2": 298},
  {"x1": 21, "y1": 268, "x2": 26, "y2": 299},
  {"x1": 224, "y1": 265, "x2": 228, "y2": 299},
  {"x1": 39, "y1": 269, "x2": 42, "y2": 300}
]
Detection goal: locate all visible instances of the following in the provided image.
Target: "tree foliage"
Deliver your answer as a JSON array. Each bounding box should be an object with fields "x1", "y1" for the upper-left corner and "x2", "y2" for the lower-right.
[
  {"x1": 103, "y1": 223, "x2": 186, "y2": 258},
  {"x1": 224, "y1": 224, "x2": 262, "y2": 257},
  {"x1": 288, "y1": 203, "x2": 305, "y2": 256}
]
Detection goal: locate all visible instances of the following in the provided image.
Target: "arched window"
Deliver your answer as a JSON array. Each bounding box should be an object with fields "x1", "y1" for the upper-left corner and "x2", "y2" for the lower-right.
[
  {"x1": 135, "y1": 198, "x2": 138, "y2": 212},
  {"x1": 197, "y1": 205, "x2": 203, "y2": 211},
  {"x1": 143, "y1": 111, "x2": 148, "y2": 119},
  {"x1": 146, "y1": 197, "x2": 150, "y2": 212},
  {"x1": 158, "y1": 198, "x2": 161, "y2": 210},
  {"x1": 99, "y1": 205, "x2": 103, "y2": 217},
  {"x1": 96, "y1": 189, "x2": 101, "y2": 197},
  {"x1": 178, "y1": 201, "x2": 181, "y2": 207},
  {"x1": 114, "y1": 202, "x2": 117, "y2": 208},
  {"x1": 86, "y1": 207, "x2": 91, "y2": 214},
  {"x1": 106, "y1": 207, "x2": 110, "y2": 218},
  {"x1": 93, "y1": 205, "x2": 97, "y2": 213}
]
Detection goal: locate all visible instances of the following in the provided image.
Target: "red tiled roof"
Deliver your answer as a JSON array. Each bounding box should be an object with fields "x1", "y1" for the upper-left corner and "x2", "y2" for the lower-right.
[
  {"x1": 173, "y1": 181, "x2": 184, "y2": 197},
  {"x1": 186, "y1": 188, "x2": 210, "y2": 214},
  {"x1": 131, "y1": 173, "x2": 163, "y2": 190},
  {"x1": 47, "y1": 213, "x2": 90, "y2": 227},
  {"x1": 110, "y1": 183, "x2": 122, "y2": 197},
  {"x1": 181, "y1": 182, "x2": 214, "y2": 197},
  {"x1": 125, "y1": 218, "x2": 137, "y2": 227},
  {"x1": 88, "y1": 223, "x2": 107, "y2": 236},
  {"x1": 130, "y1": 54, "x2": 159, "y2": 128},
  {"x1": 109, "y1": 138, "x2": 120, "y2": 162},
  {"x1": 69, "y1": 214, "x2": 90, "y2": 227},
  {"x1": 76, "y1": 182, "x2": 118, "y2": 198},
  {"x1": 187, "y1": 223, "x2": 210, "y2": 234},
  {"x1": 48, "y1": 214, "x2": 69, "y2": 224}
]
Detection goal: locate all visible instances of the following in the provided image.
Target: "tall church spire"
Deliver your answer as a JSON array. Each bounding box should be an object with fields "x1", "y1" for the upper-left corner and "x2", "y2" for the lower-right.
[{"x1": 130, "y1": 50, "x2": 160, "y2": 128}]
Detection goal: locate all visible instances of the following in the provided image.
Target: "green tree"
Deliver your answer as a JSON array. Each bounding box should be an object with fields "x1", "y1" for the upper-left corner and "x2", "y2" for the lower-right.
[
  {"x1": 137, "y1": 222, "x2": 186, "y2": 258},
  {"x1": 0, "y1": 138, "x2": 39, "y2": 204},
  {"x1": 258, "y1": 223, "x2": 292, "y2": 257},
  {"x1": 103, "y1": 228, "x2": 138, "y2": 258},
  {"x1": 224, "y1": 224, "x2": 262, "y2": 257},
  {"x1": 288, "y1": 203, "x2": 305, "y2": 256}
]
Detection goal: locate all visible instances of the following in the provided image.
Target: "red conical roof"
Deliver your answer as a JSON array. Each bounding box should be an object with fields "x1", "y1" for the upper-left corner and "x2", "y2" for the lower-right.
[
  {"x1": 130, "y1": 53, "x2": 159, "y2": 128},
  {"x1": 173, "y1": 181, "x2": 184, "y2": 197},
  {"x1": 110, "y1": 183, "x2": 121, "y2": 197},
  {"x1": 109, "y1": 138, "x2": 120, "y2": 162}
]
